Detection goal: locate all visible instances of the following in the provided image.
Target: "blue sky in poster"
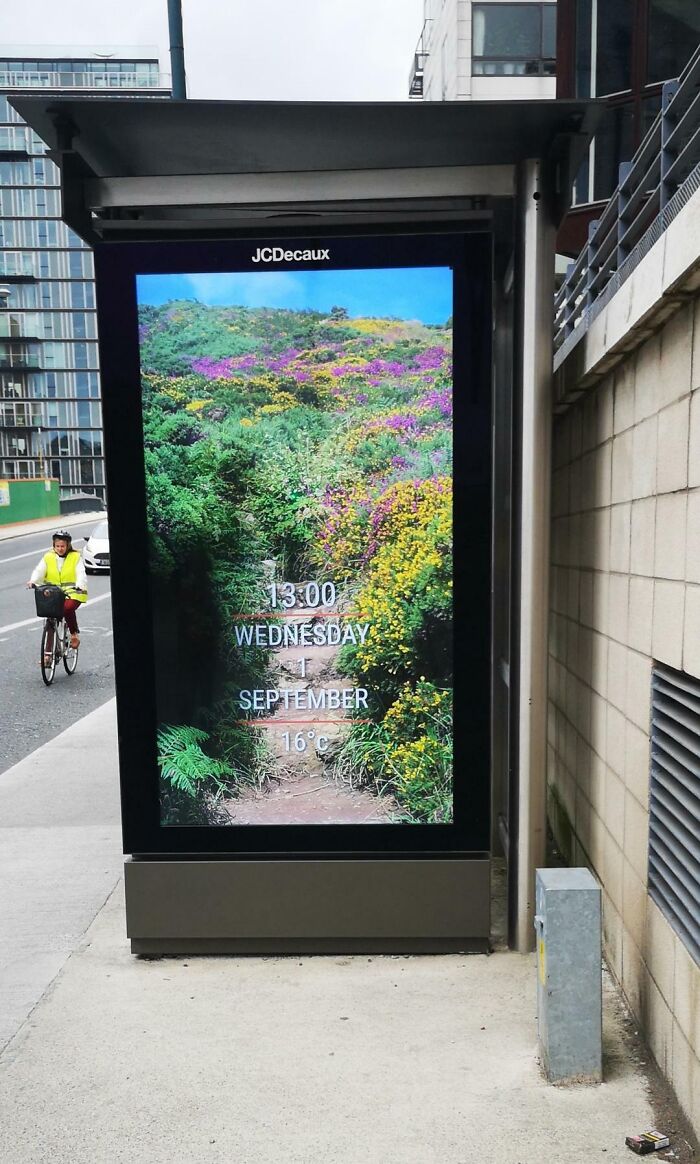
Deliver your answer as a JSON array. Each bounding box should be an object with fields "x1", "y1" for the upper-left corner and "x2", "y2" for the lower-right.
[{"x1": 136, "y1": 267, "x2": 453, "y2": 326}]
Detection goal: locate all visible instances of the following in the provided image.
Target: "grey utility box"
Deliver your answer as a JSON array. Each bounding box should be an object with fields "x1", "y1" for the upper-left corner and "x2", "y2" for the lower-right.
[{"x1": 535, "y1": 868, "x2": 602, "y2": 1084}]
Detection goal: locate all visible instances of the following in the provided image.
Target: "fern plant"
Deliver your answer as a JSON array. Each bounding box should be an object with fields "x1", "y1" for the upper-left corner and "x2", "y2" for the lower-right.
[{"x1": 157, "y1": 724, "x2": 229, "y2": 797}]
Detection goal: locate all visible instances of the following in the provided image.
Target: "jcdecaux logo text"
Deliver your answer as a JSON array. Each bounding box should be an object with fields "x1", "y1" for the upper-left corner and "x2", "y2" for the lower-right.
[{"x1": 251, "y1": 246, "x2": 330, "y2": 263}]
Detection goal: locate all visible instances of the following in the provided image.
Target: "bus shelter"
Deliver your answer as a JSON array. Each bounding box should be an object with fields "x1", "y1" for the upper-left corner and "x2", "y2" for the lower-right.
[{"x1": 13, "y1": 95, "x2": 596, "y2": 954}]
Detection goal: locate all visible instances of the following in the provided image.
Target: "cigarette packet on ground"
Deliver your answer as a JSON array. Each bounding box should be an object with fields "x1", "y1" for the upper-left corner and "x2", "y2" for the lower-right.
[{"x1": 625, "y1": 1130, "x2": 671, "y2": 1154}]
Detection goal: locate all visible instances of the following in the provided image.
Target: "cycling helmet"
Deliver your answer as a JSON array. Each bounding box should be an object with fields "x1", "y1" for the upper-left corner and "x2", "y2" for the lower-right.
[{"x1": 52, "y1": 529, "x2": 72, "y2": 543}]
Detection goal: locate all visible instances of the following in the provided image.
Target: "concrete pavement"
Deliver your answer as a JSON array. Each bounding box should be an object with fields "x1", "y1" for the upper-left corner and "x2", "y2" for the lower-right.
[
  {"x1": 0, "y1": 700, "x2": 122, "y2": 1049},
  {"x1": 0, "y1": 511, "x2": 106, "y2": 542},
  {"x1": 0, "y1": 700, "x2": 688, "y2": 1164}
]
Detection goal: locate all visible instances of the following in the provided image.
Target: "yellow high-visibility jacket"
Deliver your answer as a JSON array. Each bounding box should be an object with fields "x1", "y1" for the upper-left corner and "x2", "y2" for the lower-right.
[{"x1": 42, "y1": 550, "x2": 87, "y2": 603}]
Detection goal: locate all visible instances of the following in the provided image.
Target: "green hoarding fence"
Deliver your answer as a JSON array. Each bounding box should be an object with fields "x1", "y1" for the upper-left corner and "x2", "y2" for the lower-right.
[{"x1": 0, "y1": 478, "x2": 60, "y2": 526}]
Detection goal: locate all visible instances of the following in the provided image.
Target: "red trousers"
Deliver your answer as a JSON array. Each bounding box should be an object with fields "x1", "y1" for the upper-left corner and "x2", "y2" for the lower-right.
[{"x1": 62, "y1": 598, "x2": 80, "y2": 634}]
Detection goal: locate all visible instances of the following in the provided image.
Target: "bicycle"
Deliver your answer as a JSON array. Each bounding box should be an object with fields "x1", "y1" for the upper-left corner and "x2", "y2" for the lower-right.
[
  {"x1": 40, "y1": 613, "x2": 79, "y2": 686},
  {"x1": 31, "y1": 583, "x2": 82, "y2": 687}
]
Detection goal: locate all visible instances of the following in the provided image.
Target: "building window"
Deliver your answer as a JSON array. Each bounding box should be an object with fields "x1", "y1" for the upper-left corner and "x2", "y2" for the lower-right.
[
  {"x1": 647, "y1": 1, "x2": 700, "y2": 86},
  {"x1": 70, "y1": 283, "x2": 86, "y2": 309},
  {"x1": 69, "y1": 252, "x2": 83, "y2": 278},
  {"x1": 472, "y1": 3, "x2": 556, "y2": 76},
  {"x1": 592, "y1": 102, "x2": 635, "y2": 201},
  {"x1": 595, "y1": 0, "x2": 633, "y2": 95}
]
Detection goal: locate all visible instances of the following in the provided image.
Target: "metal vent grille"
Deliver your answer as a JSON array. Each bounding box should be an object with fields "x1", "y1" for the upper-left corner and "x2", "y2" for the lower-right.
[{"x1": 649, "y1": 664, "x2": 700, "y2": 966}]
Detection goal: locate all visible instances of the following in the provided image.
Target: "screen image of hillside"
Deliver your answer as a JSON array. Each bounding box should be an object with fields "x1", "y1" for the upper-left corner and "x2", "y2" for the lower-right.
[{"x1": 136, "y1": 265, "x2": 454, "y2": 828}]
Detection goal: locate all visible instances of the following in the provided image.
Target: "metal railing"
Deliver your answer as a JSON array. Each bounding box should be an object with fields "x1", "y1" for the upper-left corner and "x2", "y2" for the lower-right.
[
  {"x1": 408, "y1": 20, "x2": 433, "y2": 99},
  {"x1": 554, "y1": 45, "x2": 700, "y2": 370}
]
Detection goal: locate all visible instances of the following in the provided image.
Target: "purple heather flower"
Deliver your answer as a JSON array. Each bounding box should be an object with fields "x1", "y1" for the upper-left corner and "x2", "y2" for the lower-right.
[
  {"x1": 414, "y1": 346, "x2": 448, "y2": 370},
  {"x1": 267, "y1": 347, "x2": 301, "y2": 372},
  {"x1": 188, "y1": 352, "x2": 261, "y2": 379},
  {"x1": 382, "y1": 412, "x2": 421, "y2": 432},
  {"x1": 418, "y1": 389, "x2": 452, "y2": 418},
  {"x1": 363, "y1": 359, "x2": 409, "y2": 377}
]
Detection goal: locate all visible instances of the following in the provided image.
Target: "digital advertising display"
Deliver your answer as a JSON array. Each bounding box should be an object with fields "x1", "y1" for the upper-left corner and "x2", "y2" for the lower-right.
[{"x1": 96, "y1": 232, "x2": 491, "y2": 855}]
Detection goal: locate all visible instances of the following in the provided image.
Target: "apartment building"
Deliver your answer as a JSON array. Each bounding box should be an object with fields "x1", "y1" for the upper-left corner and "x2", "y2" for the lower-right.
[
  {"x1": 409, "y1": 0, "x2": 557, "y2": 102},
  {"x1": 0, "y1": 47, "x2": 169, "y2": 502}
]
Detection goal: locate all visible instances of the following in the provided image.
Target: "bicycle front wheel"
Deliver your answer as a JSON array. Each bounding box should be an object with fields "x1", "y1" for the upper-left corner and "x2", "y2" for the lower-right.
[
  {"x1": 41, "y1": 620, "x2": 57, "y2": 686},
  {"x1": 63, "y1": 624, "x2": 79, "y2": 675}
]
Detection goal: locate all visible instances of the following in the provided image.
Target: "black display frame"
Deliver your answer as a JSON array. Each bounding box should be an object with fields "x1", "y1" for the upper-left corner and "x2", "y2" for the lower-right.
[{"x1": 94, "y1": 228, "x2": 492, "y2": 857}]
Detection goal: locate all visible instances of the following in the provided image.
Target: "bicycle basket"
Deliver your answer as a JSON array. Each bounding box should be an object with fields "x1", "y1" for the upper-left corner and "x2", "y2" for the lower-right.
[{"x1": 34, "y1": 584, "x2": 65, "y2": 618}]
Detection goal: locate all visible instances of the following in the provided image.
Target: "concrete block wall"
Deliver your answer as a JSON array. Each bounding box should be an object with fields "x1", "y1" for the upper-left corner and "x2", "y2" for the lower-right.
[
  {"x1": 422, "y1": 0, "x2": 471, "y2": 101},
  {"x1": 548, "y1": 298, "x2": 700, "y2": 1135}
]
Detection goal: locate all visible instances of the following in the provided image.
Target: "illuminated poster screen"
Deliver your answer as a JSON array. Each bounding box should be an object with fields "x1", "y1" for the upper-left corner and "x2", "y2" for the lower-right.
[{"x1": 136, "y1": 262, "x2": 455, "y2": 828}]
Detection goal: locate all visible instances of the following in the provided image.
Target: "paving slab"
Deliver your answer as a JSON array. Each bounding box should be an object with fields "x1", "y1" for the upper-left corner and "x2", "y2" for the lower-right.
[
  {"x1": 0, "y1": 880, "x2": 657, "y2": 1164},
  {"x1": 0, "y1": 699, "x2": 682, "y2": 1164}
]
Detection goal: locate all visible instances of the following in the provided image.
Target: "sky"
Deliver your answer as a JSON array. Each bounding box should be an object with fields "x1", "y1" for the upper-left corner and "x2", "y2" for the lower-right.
[
  {"x1": 2, "y1": 0, "x2": 425, "y2": 101},
  {"x1": 137, "y1": 268, "x2": 453, "y2": 326}
]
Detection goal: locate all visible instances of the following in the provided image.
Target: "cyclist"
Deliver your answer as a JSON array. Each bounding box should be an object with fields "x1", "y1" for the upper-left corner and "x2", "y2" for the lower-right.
[{"x1": 26, "y1": 529, "x2": 88, "y2": 653}]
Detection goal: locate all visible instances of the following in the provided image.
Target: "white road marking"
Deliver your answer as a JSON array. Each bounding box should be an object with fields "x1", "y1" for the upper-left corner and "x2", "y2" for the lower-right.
[{"x1": 0, "y1": 590, "x2": 112, "y2": 635}]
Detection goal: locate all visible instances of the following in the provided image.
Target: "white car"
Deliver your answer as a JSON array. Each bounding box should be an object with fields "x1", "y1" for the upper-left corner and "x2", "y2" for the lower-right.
[{"x1": 83, "y1": 519, "x2": 110, "y2": 574}]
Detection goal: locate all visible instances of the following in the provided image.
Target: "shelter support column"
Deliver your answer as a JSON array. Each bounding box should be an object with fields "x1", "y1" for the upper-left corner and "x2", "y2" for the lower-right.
[{"x1": 515, "y1": 159, "x2": 555, "y2": 952}]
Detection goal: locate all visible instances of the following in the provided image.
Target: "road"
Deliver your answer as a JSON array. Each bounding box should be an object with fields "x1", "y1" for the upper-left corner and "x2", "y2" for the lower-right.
[{"x1": 0, "y1": 518, "x2": 116, "y2": 775}]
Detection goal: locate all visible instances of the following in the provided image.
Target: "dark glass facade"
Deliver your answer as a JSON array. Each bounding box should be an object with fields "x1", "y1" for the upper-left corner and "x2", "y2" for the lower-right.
[
  {"x1": 558, "y1": 0, "x2": 699, "y2": 221},
  {"x1": 648, "y1": 1, "x2": 700, "y2": 85}
]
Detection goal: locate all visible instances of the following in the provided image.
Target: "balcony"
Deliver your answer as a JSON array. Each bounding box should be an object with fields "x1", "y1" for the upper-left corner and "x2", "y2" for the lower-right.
[
  {"x1": 554, "y1": 47, "x2": 700, "y2": 388},
  {"x1": 0, "y1": 70, "x2": 171, "y2": 92},
  {"x1": 0, "y1": 255, "x2": 37, "y2": 281},
  {"x1": 1, "y1": 405, "x2": 42, "y2": 429},
  {"x1": 0, "y1": 315, "x2": 40, "y2": 341},
  {"x1": 0, "y1": 127, "x2": 29, "y2": 156},
  {"x1": 0, "y1": 347, "x2": 41, "y2": 370},
  {"x1": 408, "y1": 21, "x2": 432, "y2": 99}
]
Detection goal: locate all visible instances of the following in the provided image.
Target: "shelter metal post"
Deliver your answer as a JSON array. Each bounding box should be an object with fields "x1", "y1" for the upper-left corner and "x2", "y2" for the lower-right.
[
  {"x1": 168, "y1": 0, "x2": 187, "y2": 99},
  {"x1": 514, "y1": 159, "x2": 555, "y2": 952}
]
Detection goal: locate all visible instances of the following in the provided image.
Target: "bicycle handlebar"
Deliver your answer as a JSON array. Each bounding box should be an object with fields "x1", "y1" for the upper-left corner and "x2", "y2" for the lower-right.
[{"x1": 26, "y1": 583, "x2": 86, "y2": 593}]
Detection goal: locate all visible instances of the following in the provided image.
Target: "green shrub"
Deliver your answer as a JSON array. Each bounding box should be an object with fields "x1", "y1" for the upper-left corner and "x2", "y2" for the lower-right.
[{"x1": 333, "y1": 681, "x2": 453, "y2": 824}]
